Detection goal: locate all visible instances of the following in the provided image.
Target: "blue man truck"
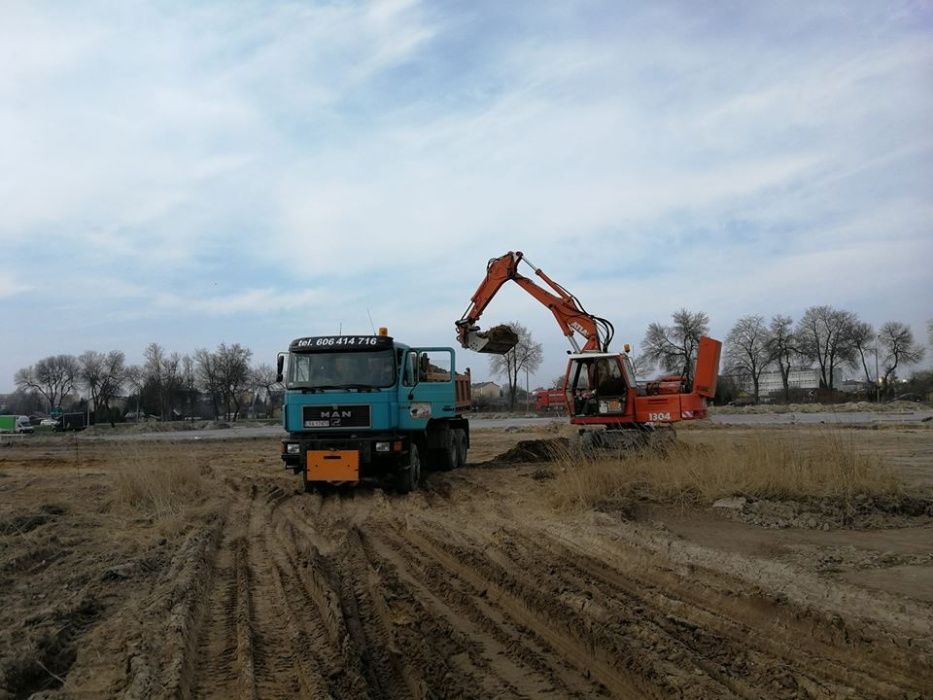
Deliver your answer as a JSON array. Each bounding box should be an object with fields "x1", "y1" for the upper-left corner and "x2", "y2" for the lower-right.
[{"x1": 278, "y1": 329, "x2": 472, "y2": 492}]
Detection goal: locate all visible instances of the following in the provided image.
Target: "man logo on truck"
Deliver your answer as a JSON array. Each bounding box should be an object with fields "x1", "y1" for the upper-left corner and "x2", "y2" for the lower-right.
[{"x1": 319, "y1": 410, "x2": 352, "y2": 419}]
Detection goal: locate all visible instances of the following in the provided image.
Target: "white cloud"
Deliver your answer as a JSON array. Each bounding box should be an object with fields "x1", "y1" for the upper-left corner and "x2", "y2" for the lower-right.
[
  {"x1": 0, "y1": 273, "x2": 30, "y2": 299},
  {"x1": 153, "y1": 288, "x2": 322, "y2": 316},
  {"x1": 1, "y1": 1, "x2": 931, "y2": 389}
]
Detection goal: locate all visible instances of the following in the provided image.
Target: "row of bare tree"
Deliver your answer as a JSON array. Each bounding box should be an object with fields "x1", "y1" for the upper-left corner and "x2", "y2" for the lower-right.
[
  {"x1": 641, "y1": 307, "x2": 929, "y2": 402},
  {"x1": 13, "y1": 343, "x2": 280, "y2": 420}
]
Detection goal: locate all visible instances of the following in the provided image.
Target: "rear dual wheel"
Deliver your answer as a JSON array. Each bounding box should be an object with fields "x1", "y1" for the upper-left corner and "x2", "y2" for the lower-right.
[{"x1": 434, "y1": 429, "x2": 467, "y2": 471}]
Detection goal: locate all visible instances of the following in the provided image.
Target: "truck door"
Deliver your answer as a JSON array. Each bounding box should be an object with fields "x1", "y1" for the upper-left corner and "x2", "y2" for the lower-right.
[{"x1": 399, "y1": 348, "x2": 457, "y2": 429}]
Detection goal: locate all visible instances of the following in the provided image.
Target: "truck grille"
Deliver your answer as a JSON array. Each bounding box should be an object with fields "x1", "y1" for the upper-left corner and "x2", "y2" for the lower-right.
[{"x1": 303, "y1": 405, "x2": 371, "y2": 429}]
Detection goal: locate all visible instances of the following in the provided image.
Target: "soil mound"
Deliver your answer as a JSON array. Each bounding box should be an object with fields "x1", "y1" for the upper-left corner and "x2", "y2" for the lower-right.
[
  {"x1": 493, "y1": 438, "x2": 569, "y2": 463},
  {"x1": 721, "y1": 494, "x2": 933, "y2": 530}
]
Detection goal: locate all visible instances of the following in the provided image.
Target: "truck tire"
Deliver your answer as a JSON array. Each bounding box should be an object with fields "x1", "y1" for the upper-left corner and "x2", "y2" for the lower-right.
[
  {"x1": 397, "y1": 444, "x2": 422, "y2": 494},
  {"x1": 454, "y1": 429, "x2": 468, "y2": 468},
  {"x1": 434, "y1": 431, "x2": 458, "y2": 471}
]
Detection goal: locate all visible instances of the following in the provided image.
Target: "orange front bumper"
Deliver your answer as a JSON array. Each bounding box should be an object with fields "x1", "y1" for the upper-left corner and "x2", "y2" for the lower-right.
[{"x1": 306, "y1": 450, "x2": 360, "y2": 483}]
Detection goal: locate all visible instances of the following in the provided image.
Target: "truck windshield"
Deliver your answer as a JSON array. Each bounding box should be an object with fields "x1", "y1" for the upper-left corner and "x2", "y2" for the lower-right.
[{"x1": 287, "y1": 350, "x2": 396, "y2": 389}]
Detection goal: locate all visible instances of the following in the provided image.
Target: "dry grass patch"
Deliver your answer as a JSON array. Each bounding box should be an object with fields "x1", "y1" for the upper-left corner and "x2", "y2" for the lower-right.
[
  {"x1": 112, "y1": 447, "x2": 210, "y2": 519},
  {"x1": 550, "y1": 430, "x2": 902, "y2": 510}
]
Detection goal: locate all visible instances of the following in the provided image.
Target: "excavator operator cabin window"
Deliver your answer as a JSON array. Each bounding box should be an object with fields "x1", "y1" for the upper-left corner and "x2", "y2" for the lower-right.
[{"x1": 595, "y1": 357, "x2": 627, "y2": 396}]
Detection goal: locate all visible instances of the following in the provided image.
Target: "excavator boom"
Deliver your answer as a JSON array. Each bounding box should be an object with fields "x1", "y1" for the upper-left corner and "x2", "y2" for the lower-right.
[{"x1": 456, "y1": 251, "x2": 614, "y2": 354}]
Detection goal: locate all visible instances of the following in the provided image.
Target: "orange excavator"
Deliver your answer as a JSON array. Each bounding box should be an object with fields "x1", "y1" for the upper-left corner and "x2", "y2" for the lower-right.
[{"x1": 456, "y1": 251, "x2": 722, "y2": 448}]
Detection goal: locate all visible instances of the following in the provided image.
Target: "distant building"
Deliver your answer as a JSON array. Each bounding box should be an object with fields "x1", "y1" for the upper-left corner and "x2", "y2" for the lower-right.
[
  {"x1": 838, "y1": 378, "x2": 872, "y2": 394},
  {"x1": 471, "y1": 381, "x2": 502, "y2": 399},
  {"x1": 744, "y1": 367, "x2": 844, "y2": 396}
]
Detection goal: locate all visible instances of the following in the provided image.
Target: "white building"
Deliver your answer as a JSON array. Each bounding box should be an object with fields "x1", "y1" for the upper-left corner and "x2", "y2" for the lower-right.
[
  {"x1": 471, "y1": 381, "x2": 502, "y2": 399},
  {"x1": 745, "y1": 367, "x2": 844, "y2": 396}
]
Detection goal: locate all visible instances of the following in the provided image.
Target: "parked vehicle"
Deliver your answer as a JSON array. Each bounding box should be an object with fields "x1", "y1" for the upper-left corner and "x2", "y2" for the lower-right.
[
  {"x1": 534, "y1": 388, "x2": 566, "y2": 414},
  {"x1": 0, "y1": 415, "x2": 34, "y2": 434},
  {"x1": 56, "y1": 413, "x2": 88, "y2": 431},
  {"x1": 279, "y1": 329, "x2": 471, "y2": 493}
]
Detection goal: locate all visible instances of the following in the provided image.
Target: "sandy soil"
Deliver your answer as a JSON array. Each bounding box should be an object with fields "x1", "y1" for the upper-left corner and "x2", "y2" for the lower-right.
[{"x1": 0, "y1": 426, "x2": 931, "y2": 699}]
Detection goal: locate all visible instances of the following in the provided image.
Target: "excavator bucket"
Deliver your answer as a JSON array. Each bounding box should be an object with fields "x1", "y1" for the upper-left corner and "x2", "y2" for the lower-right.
[{"x1": 464, "y1": 324, "x2": 519, "y2": 354}]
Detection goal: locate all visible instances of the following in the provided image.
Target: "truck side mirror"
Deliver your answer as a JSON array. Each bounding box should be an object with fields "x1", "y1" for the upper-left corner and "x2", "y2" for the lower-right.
[{"x1": 276, "y1": 353, "x2": 285, "y2": 383}]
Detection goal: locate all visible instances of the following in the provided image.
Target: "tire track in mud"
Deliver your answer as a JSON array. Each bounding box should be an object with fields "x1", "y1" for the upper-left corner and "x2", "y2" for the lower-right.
[
  {"x1": 275, "y1": 490, "x2": 629, "y2": 698},
  {"x1": 418, "y1": 489, "x2": 932, "y2": 698},
  {"x1": 408, "y1": 492, "x2": 933, "y2": 699},
  {"x1": 244, "y1": 485, "x2": 336, "y2": 698},
  {"x1": 286, "y1": 474, "x2": 932, "y2": 699},
  {"x1": 526, "y1": 525, "x2": 927, "y2": 696},
  {"x1": 279, "y1": 502, "x2": 435, "y2": 698},
  {"x1": 191, "y1": 492, "x2": 257, "y2": 700},
  {"x1": 365, "y1": 528, "x2": 611, "y2": 698},
  {"x1": 378, "y1": 526, "x2": 647, "y2": 698},
  {"x1": 137, "y1": 462, "x2": 932, "y2": 699}
]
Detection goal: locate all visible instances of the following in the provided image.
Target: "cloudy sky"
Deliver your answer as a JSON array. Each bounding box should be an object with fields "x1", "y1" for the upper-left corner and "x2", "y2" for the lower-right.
[{"x1": 2, "y1": 0, "x2": 931, "y2": 391}]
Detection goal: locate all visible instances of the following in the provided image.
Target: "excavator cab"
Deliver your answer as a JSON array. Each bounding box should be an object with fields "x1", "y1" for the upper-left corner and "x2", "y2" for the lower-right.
[{"x1": 565, "y1": 353, "x2": 633, "y2": 418}]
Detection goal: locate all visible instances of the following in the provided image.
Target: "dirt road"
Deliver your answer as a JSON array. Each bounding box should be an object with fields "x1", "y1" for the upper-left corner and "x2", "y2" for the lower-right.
[{"x1": 1, "y1": 427, "x2": 931, "y2": 698}]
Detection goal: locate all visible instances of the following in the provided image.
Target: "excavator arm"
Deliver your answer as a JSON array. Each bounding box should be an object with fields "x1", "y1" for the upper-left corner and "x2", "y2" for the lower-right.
[{"x1": 455, "y1": 251, "x2": 614, "y2": 354}]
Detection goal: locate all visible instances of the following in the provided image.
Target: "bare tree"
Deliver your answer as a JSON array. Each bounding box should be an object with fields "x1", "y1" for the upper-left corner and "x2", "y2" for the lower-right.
[
  {"x1": 14, "y1": 355, "x2": 79, "y2": 412},
  {"x1": 488, "y1": 322, "x2": 543, "y2": 410},
  {"x1": 725, "y1": 315, "x2": 771, "y2": 403},
  {"x1": 163, "y1": 352, "x2": 183, "y2": 419},
  {"x1": 848, "y1": 321, "x2": 876, "y2": 387},
  {"x1": 124, "y1": 365, "x2": 145, "y2": 420},
  {"x1": 180, "y1": 354, "x2": 199, "y2": 417},
  {"x1": 143, "y1": 343, "x2": 167, "y2": 419},
  {"x1": 215, "y1": 343, "x2": 253, "y2": 420},
  {"x1": 766, "y1": 315, "x2": 797, "y2": 403},
  {"x1": 78, "y1": 350, "x2": 126, "y2": 422},
  {"x1": 250, "y1": 363, "x2": 282, "y2": 416},
  {"x1": 878, "y1": 322, "x2": 925, "y2": 397},
  {"x1": 194, "y1": 348, "x2": 223, "y2": 418},
  {"x1": 631, "y1": 352, "x2": 656, "y2": 380},
  {"x1": 795, "y1": 306, "x2": 857, "y2": 390},
  {"x1": 641, "y1": 308, "x2": 710, "y2": 386}
]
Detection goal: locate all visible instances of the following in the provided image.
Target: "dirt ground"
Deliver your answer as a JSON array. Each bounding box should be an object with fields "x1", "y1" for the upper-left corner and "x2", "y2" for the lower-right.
[{"x1": 1, "y1": 425, "x2": 931, "y2": 699}]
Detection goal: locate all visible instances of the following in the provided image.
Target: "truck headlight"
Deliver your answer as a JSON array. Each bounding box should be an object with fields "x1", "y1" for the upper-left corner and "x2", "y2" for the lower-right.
[
  {"x1": 375, "y1": 441, "x2": 390, "y2": 452},
  {"x1": 286, "y1": 443, "x2": 300, "y2": 455}
]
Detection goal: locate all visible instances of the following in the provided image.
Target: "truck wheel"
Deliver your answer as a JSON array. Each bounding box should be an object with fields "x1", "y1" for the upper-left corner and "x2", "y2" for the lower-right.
[
  {"x1": 435, "y1": 431, "x2": 458, "y2": 471},
  {"x1": 397, "y1": 444, "x2": 422, "y2": 494},
  {"x1": 454, "y1": 429, "x2": 468, "y2": 468}
]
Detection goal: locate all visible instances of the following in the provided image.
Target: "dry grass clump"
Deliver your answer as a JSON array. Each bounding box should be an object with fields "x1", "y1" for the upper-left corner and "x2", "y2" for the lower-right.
[
  {"x1": 551, "y1": 430, "x2": 901, "y2": 510},
  {"x1": 112, "y1": 448, "x2": 209, "y2": 518}
]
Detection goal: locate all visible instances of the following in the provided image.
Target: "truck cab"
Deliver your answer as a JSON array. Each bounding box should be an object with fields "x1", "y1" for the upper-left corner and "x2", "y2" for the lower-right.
[{"x1": 279, "y1": 331, "x2": 471, "y2": 492}]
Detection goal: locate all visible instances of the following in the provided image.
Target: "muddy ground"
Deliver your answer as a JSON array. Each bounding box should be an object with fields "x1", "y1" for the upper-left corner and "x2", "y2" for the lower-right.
[{"x1": 0, "y1": 425, "x2": 931, "y2": 699}]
